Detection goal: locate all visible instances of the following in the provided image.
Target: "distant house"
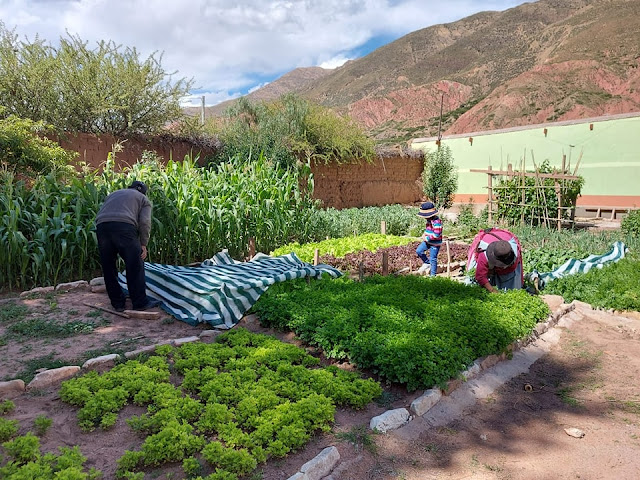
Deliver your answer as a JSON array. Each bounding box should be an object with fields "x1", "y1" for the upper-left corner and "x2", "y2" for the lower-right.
[{"x1": 411, "y1": 112, "x2": 640, "y2": 219}]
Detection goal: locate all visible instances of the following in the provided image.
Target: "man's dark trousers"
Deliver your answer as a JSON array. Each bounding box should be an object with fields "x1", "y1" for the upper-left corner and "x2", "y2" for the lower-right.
[{"x1": 97, "y1": 222, "x2": 147, "y2": 310}]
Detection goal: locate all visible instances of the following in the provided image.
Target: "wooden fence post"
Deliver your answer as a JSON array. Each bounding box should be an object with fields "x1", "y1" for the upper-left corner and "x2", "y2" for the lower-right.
[
  {"x1": 248, "y1": 237, "x2": 256, "y2": 259},
  {"x1": 313, "y1": 249, "x2": 319, "y2": 266},
  {"x1": 487, "y1": 165, "x2": 493, "y2": 223},
  {"x1": 381, "y1": 221, "x2": 386, "y2": 235},
  {"x1": 382, "y1": 251, "x2": 388, "y2": 276}
]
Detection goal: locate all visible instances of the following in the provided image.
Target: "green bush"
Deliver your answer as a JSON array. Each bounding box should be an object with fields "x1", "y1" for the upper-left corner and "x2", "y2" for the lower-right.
[
  {"x1": 621, "y1": 210, "x2": 640, "y2": 237},
  {"x1": 205, "y1": 94, "x2": 374, "y2": 170},
  {"x1": 0, "y1": 112, "x2": 77, "y2": 180},
  {"x1": 421, "y1": 144, "x2": 458, "y2": 209}
]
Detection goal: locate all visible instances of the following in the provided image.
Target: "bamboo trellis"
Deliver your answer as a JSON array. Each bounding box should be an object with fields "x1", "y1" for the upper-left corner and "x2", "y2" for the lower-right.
[{"x1": 471, "y1": 154, "x2": 580, "y2": 231}]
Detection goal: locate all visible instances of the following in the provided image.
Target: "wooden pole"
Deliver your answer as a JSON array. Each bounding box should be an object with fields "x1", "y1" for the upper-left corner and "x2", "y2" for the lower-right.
[
  {"x1": 487, "y1": 165, "x2": 493, "y2": 223},
  {"x1": 248, "y1": 237, "x2": 256, "y2": 259},
  {"x1": 313, "y1": 249, "x2": 320, "y2": 266},
  {"x1": 446, "y1": 240, "x2": 451, "y2": 277},
  {"x1": 382, "y1": 251, "x2": 389, "y2": 276},
  {"x1": 381, "y1": 221, "x2": 387, "y2": 235},
  {"x1": 520, "y1": 156, "x2": 526, "y2": 226},
  {"x1": 555, "y1": 180, "x2": 562, "y2": 231},
  {"x1": 83, "y1": 302, "x2": 130, "y2": 319},
  {"x1": 200, "y1": 96, "x2": 205, "y2": 126},
  {"x1": 358, "y1": 262, "x2": 364, "y2": 281}
]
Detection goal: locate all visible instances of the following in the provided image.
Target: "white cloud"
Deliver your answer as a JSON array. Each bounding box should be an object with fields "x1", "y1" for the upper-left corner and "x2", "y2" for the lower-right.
[
  {"x1": 0, "y1": 0, "x2": 527, "y2": 105},
  {"x1": 319, "y1": 55, "x2": 351, "y2": 70}
]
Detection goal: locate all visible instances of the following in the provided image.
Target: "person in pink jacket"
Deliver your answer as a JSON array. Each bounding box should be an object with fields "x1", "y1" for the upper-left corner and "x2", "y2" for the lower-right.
[{"x1": 466, "y1": 227, "x2": 523, "y2": 292}]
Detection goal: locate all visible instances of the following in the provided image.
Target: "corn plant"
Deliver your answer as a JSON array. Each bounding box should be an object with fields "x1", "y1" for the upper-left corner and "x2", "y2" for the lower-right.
[{"x1": 1, "y1": 150, "x2": 321, "y2": 291}]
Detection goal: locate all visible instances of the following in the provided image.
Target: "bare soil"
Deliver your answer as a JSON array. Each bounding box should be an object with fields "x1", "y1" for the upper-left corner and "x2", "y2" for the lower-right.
[{"x1": 1, "y1": 289, "x2": 639, "y2": 480}]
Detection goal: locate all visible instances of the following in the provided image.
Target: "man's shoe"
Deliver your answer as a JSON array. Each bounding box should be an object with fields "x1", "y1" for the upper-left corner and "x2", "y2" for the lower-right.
[
  {"x1": 417, "y1": 263, "x2": 430, "y2": 275},
  {"x1": 133, "y1": 299, "x2": 161, "y2": 311},
  {"x1": 113, "y1": 305, "x2": 125, "y2": 313}
]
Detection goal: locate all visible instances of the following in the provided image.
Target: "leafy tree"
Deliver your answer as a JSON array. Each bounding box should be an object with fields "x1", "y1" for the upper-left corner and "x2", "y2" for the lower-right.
[
  {"x1": 421, "y1": 144, "x2": 458, "y2": 209},
  {"x1": 0, "y1": 22, "x2": 192, "y2": 135}
]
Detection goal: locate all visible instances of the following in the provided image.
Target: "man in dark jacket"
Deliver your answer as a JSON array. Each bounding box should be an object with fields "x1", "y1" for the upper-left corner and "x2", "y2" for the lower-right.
[{"x1": 96, "y1": 181, "x2": 160, "y2": 312}]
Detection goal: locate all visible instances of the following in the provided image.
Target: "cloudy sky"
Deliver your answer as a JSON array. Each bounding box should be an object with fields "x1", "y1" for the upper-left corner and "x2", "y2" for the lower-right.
[{"x1": 1, "y1": 0, "x2": 527, "y2": 106}]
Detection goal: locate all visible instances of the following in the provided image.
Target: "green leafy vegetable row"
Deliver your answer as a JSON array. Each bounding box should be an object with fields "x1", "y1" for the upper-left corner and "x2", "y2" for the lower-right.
[
  {"x1": 271, "y1": 233, "x2": 415, "y2": 263},
  {"x1": 252, "y1": 276, "x2": 550, "y2": 391},
  {"x1": 544, "y1": 254, "x2": 640, "y2": 311}
]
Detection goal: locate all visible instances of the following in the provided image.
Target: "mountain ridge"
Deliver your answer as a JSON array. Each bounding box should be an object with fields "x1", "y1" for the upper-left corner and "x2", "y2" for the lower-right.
[{"x1": 196, "y1": 0, "x2": 640, "y2": 145}]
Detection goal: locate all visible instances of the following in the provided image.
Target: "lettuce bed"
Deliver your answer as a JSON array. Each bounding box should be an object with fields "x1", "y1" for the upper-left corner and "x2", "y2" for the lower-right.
[
  {"x1": 53, "y1": 329, "x2": 381, "y2": 479},
  {"x1": 252, "y1": 276, "x2": 550, "y2": 391}
]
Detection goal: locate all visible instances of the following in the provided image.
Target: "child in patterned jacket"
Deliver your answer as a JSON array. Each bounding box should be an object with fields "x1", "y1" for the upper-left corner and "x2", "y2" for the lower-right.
[{"x1": 416, "y1": 201, "x2": 443, "y2": 276}]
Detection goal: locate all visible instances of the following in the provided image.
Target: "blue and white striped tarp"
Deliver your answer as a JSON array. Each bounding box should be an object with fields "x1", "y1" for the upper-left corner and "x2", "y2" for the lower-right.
[
  {"x1": 532, "y1": 241, "x2": 627, "y2": 289},
  {"x1": 118, "y1": 251, "x2": 342, "y2": 328}
]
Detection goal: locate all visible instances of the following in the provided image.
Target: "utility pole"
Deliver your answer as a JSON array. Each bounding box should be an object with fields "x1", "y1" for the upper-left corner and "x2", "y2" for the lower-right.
[
  {"x1": 437, "y1": 92, "x2": 444, "y2": 148},
  {"x1": 200, "y1": 96, "x2": 205, "y2": 126}
]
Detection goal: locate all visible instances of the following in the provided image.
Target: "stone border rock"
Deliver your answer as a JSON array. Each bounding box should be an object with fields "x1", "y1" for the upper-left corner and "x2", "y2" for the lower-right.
[{"x1": 0, "y1": 330, "x2": 223, "y2": 394}]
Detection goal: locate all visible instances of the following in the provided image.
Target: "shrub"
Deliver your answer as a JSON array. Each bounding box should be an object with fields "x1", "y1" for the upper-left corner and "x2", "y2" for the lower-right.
[
  {"x1": 0, "y1": 112, "x2": 77, "y2": 181},
  {"x1": 205, "y1": 94, "x2": 374, "y2": 170},
  {"x1": 621, "y1": 210, "x2": 640, "y2": 237},
  {"x1": 421, "y1": 144, "x2": 458, "y2": 209}
]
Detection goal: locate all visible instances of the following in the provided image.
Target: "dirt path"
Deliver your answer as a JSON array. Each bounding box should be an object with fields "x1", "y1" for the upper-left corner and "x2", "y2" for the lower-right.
[
  {"x1": 322, "y1": 302, "x2": 640, "y2": 480},
  {"x1": 1, "y1": 290, "x2": 639, "y2": 479}
]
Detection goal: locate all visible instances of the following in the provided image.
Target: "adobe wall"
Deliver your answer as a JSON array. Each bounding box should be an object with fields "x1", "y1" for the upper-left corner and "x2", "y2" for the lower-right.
[
  {"x1": 310, "y1": 157, "x2": 424, "y2": 209},
  {"x1": 55, "y1": 133, "x2": 424, "y2": 209},
  {"x1": 55, "y1": 132, "x2": 216, "y2": 171}
]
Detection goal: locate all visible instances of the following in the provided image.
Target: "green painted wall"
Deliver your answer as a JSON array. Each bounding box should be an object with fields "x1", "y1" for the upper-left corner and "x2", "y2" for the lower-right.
[{"x1": 411, "y1": 114, "x2": 640, "y2": 202}]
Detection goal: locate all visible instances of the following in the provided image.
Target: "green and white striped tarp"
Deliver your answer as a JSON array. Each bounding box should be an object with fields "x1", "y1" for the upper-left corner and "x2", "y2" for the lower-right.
[
  {"x1": 534, "y1": 241, "x2": 627, "y2": 289},
  {"x1": 118, "y1": 251, "x2": 342, "y2": 328}
]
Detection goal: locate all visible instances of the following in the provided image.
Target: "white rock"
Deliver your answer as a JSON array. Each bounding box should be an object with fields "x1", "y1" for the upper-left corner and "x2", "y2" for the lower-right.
[
  {"x1": 20, "y1": 286, "x2": 54, "y2": 297},
  {"x1": 27, "y1": 366, "x2": 80, "y2": 390},
  {"x1": 370, "y1": 408, "x2": 410, "y2": 433},
  {"x1": 0, "y1": 379, "x2": 26, "y2": 397},
  {"x1": 55, "y1": 280, "x2": 89, "y2": 292},
  {"x1": 82, "y1": 354, "x2": 119, "y2": 371},
  {"x1": 90, "y1": 277, "x2": 105, "y2": 286},
  {"x1": 172, "y1": 336, "x2": 200, "y2": 346},
  {"x1": 300, "y1": 446, "x2": 340, "y2": 480},
  {"x1": 286, "y1": 473, "x2": 308, "y2": 480},
  {"x1": 410, "y1": 388, "x2": 442, "y2": 417},
  {"x1": 564, "y1": 427, "x2": 585, "y2": 438},
  {"x1": 199, "y1": 330, "x2": 220, "y2": 338}
]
